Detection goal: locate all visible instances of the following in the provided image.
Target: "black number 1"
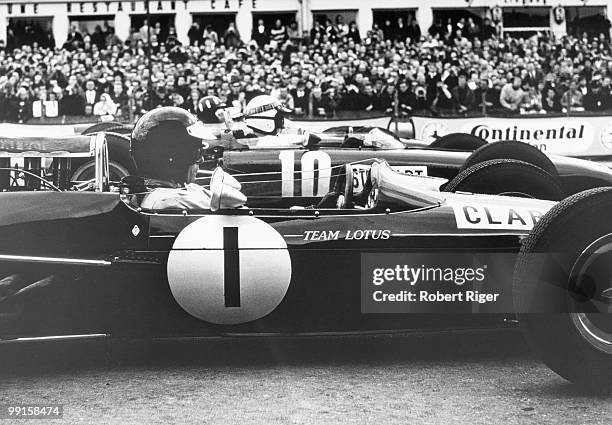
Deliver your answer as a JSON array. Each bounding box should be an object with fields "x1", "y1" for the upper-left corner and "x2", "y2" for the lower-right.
[{"x1": 223, "y1": 227, "x2": 240, "y2": 307}]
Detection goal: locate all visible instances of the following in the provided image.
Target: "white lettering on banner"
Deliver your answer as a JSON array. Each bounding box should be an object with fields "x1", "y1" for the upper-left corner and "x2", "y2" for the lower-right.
[
  {"x1": 452, "y1": 203, "x2": 553, "y2": 230},
  {"x1": 468, "y1": 122, "x2": 591, "y2": 155},
  {"x1": 412, "y1": 115, "x2": 612, "y2": 156}
]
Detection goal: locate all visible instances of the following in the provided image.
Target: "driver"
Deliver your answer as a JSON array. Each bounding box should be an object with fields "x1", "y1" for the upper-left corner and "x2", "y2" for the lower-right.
[
  {"x1": 128, "y1": 106, "x2": 214, "y2": 210},
  {"x1": 243, "y1": 94, "x2": 292, "y2": 136}
]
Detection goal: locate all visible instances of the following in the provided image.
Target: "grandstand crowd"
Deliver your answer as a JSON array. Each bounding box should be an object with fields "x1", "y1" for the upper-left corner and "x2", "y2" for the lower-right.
[{"x1": 1, "y1": 14, "x2": 612, "y2": 123}]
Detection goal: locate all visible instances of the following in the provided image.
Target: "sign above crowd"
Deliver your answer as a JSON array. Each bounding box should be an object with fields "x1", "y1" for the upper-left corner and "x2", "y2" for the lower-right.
[{"x1": 3, "y1": 0, "x2": 258, "y2": 16}]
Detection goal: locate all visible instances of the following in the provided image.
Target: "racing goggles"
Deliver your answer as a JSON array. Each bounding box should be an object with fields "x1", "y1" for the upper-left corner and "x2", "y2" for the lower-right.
[
  {"x1": 244, "y1": 101, "x2": 292, "y2": 117},
  {"x1": 186, "y1": 121, "x2": 215, "y2": 150}
]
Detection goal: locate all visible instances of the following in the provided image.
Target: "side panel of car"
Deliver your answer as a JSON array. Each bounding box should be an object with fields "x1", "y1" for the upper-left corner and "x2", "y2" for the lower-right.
[{"x1": 1, "y1": 202, "x2": 523, "y2": 339}]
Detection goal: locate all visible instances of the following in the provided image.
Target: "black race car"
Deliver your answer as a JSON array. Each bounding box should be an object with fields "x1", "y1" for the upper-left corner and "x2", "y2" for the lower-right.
[{"x1": 0, "y1": 133, "x2": 611, "y2": 388}]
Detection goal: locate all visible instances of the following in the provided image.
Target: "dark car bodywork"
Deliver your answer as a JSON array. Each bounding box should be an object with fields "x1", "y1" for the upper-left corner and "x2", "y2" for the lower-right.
[
  {"x1": 206, "y1": 144, "x2": 612, "y2": 201},
  {"x1": 0, "y1": 160, "x2": 555, "y2": 340}
]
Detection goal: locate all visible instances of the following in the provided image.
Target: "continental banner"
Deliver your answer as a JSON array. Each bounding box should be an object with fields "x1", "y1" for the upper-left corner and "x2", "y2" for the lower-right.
[{"x1": 412, "y1": 115, "x2": 612, "y2": 158}]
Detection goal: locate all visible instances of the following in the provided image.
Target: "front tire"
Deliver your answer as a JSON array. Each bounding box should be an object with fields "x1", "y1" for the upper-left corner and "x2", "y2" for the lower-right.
[
  {"x1": 514, "y1": 188, "x2": 612, "y2": 388},
  {"x1": 460, "y1": 140, "x2": 558, "y2": 178},
  {"x1": 429, "y1": 133, "x2": 487, "y2": 151},
  {"x1": 443, "y1": 159, "x2": 564, "y2": 201}
]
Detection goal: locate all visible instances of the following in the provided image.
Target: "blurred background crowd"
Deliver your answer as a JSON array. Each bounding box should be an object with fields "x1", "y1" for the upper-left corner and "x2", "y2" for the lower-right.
[{"x1": 1, "y1": 13, "x2": 612, "y2": 124}]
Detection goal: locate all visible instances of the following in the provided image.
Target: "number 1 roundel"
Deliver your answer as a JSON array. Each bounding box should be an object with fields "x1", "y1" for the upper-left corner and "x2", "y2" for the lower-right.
[{"x1": 167, "y1": 216, "x2": 292, "y2": 325}]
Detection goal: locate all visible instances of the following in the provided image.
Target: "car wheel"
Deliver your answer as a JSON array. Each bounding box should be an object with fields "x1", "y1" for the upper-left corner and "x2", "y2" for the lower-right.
[
  {"x1": 442, "y1": 159, "x2": 563, "y2": 201},
  {"x1": 429, "y1": 133, "x2": 488, "y2": 151},
  {"x1": 513, "y1": 187, "x2": 612, "y2": 389},
  {"x1": 82, "y1": 122, "x2": 132, "y2": 135},
  {"x1": 71, "y1": 160, "x2": 131, "y2": 183},
  {"x1": 460, "y1": 140, "x2": 558, "y2": 178}
]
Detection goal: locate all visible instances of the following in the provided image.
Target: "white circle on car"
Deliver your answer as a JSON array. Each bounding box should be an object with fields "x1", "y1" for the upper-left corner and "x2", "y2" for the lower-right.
[{"x1": 167, "y1": 216, "x2": 292, "y2": 325}]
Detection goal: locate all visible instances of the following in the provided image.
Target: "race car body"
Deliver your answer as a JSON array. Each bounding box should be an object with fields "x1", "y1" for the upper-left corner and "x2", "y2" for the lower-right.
[
  {"x1": 0, "y1": 161, "x2": 554, "y2": 339},
  {"x1": 203, "y1": 136, "x2": 612, "y2": 200}
]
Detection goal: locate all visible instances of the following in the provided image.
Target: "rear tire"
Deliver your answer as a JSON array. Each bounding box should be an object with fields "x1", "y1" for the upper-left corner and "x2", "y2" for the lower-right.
[
  {"x1": 513, "y1": 188, "x2": 612, "y2": 389},
  {"x1": 443, "y1": 159, "x2": 563, "y2": 201},
  {"x1": 429, "y1": 133, "x2": 488, "y2": 151},
  {"x1": 71, "y1": 160, "x2": 130, "y2": 183},
  {"x1": 460, "y1": 140, "x2": 558, "y2": 178},
  {"x1": 82, "y1": 122, "x2": 132, "y2": 135}
]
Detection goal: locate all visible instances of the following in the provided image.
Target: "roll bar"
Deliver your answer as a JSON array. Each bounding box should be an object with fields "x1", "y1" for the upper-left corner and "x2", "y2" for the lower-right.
[{"x1": 92, "y1": 132, "x2": 109, "y2": 192}]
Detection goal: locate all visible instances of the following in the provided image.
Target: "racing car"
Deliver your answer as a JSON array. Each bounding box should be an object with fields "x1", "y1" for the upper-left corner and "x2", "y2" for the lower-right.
[
  {"x1": 5, "y1": 124, "x2": 612, "y2": 205},
  {"x1": 0, "y1": 131, "x2": 611, "y2": 389}
]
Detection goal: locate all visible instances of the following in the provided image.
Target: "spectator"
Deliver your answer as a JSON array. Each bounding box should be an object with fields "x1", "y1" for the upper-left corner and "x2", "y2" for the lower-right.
[
  {"x1": 93, "y1": 93, "x2": 117, "y2": 116},
  {"x1": 361, "y1": 83, "x2": 377, "y2": 112},
  {"x1": 324, "y1": 19, "x2": 337, "y2": 42},
  {"x1": 377, "y1": 84, "x2": 396, "y2": 114},
  {"x1": 481, "y1": 18, "x2": 496, "y2": 40},
  {"x1": 465, "y1": 18, "x2": 480, "y2": 41},
  {"x1": 83, "y1": 80, "x2": 98, "y2": 115},
  {"x1": 252, "y1": 19, "x2": 269, "y2": 47},
  {"x1": 347, "y1": 22, "x2": 361, "y2": 44},
  {"x1": 154, "y1": 22, "x2": 166, "y2": 43},
  {"x1": 278, "y1": 87, "x2": 295, "y2": 110},
  {"x1": 188, "y1": 21, "x2": 202, "y2": 46},
  {"x1": 543, "y1": 87, "x2": 562, "y2": 113},
  {"x1": 520, "y1": 83, "x2": 544, "y2": 114},
  {"x1": 395, "y1": 17, "x2": 407, "y2": 41},
  {"x1": 311, "y1": 86, "x2": 331, "y2": 116},
  {"x1": 599, "y1": 77, "x2": 612, "y2": 109},
  {"x1": 473, "y1": 78, "x2": 498, "y2": 113},
  {"x1": 202, "y1": 25, "x2": 219, "y2": 48},
  {"x1": 381, "y1": 19, "x2": 394, "y2": 41},
  {"x1": 90, "y1": 25, "x2": 105, "y2": 49},
  {"x1": 184, "y1": 88, "x2": 201, "y2": 115},
  {"x1": 139, "y1": 20, "x2": 150, "y2": 41},
  {"x1": 428, "y1": 19, "x2": 445, "y2": 39},
  {"x1": 310, "y1": 21, "x2": 325, "y2": 43},
  {"x1": 291, "y1": 82, "x2": 310, "y2": 116},
  {"x1": 413, "y1": 84, "x2": 429, "y2": 112},
  {"x1": 59, "y1": 84, "x2": 85, "y2": 116},
  {"x1": 451, "y1": 72, "x2": 475, "y2": 114},
  {"x1": 170, "y1": 92, "x2": 184, "y2": 108},
  {"x1": 223, "y1": 22, "x2": 241, "y2": 49},
  {"x1": 111, "y1": 82, "x2": 130, "y2": 119},
  {"x1": 64, "y1": 25, "x2": 83, "y2": 50},
  {"x1": 500, "y1": 77, "x2": 524, "y2": 112},
  {"x1": 287, "y1": 22, "x2": 301, "y2": 43},
  {"x1": 561, "y1": 80, "x2": 585, "y2": 112},
  {"x1": 335, "y1": 15, "x2": 349, "y2": 38},
  {"x1": 397, "y1": 80, "x2": 416, "y2": 115},
  {"x1": 270, "y1": 19, "x2": 287, "y2": 45},
  {"x1": 432, "y1": 81, "x2": 454, "y2": 113},
  {"x1": 105, "y1": 26, "x2": 122, "y2": 47},
  {"x1": 407, "y1": 17, "x2": 421, "y2": 43},
  {"x1": 583, "y1": 77, "x2": 606, "y2": 111}
]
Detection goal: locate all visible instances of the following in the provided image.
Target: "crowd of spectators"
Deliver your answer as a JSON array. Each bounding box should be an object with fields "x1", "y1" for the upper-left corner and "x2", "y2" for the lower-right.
[{"x1": 1, "y1": 13, "x2": 612, "y2": 124}]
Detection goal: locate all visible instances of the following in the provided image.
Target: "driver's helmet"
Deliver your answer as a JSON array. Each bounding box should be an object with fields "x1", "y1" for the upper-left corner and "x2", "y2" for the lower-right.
[
  {"x1": 197, "y1": 95, "x2": 227, "y2": 124},
  {"x1": 244, "y1": 95, "x2": 292, "y2": 135},
  {"x1": 131, "y1": 106, "x2": 213, "y2": 184}
]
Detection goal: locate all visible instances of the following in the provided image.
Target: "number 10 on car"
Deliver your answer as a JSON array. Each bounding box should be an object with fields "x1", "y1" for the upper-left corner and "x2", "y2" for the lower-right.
[{"x1": 279, "y1": 151, "x2": 332, "y2": 197}]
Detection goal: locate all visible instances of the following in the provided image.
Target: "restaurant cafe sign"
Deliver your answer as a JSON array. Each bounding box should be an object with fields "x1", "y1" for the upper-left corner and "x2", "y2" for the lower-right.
[{"x1": 4, "y1": 0, "x2": 258, "y2": 15}]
